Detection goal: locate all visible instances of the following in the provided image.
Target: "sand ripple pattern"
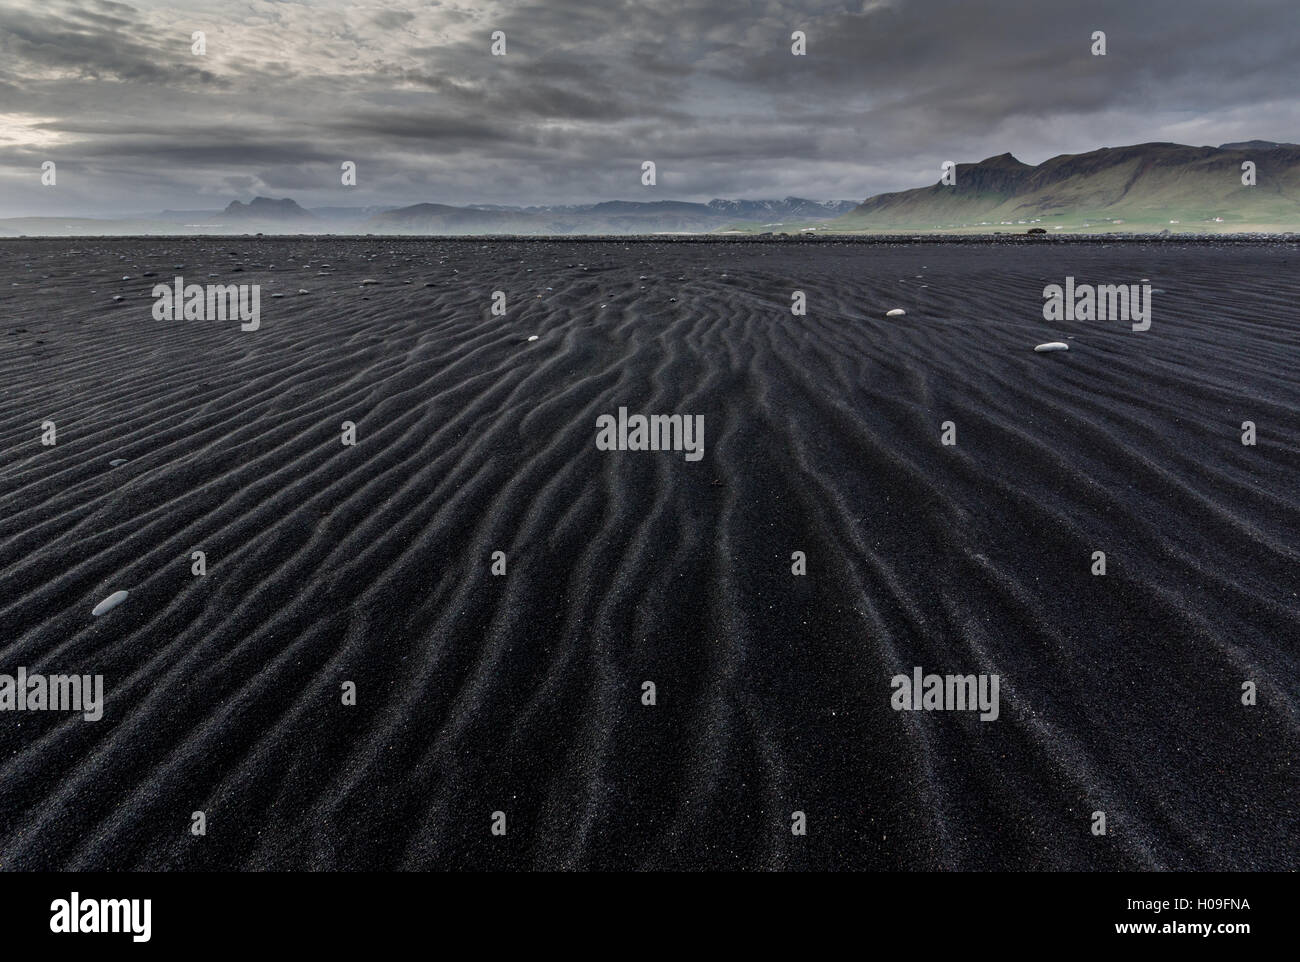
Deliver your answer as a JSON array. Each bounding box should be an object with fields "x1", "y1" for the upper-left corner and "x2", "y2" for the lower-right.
[{"x1": 0, "y1": 238, "x2": 1297, "y2": 870}]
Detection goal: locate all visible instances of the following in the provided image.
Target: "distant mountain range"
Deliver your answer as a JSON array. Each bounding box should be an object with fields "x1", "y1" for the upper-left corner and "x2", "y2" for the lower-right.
[
  {"x1": 2, "y1": 141, "x2": 1298, "y2": 236},
  {"x1": 360, "y1": 197, "x2": 855, "y2": 234},
  {"x1": 0, "y1": 195, "x2": 853, "y2": 236},
  {"x1": 832, "y1": 141, "x2": 1300, "y2": 232}
]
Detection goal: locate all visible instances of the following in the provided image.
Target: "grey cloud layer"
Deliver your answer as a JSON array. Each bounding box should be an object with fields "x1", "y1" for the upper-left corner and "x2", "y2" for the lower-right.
[{"x1": 0, "y1": 0, "x2": 1296, "y2": 215}]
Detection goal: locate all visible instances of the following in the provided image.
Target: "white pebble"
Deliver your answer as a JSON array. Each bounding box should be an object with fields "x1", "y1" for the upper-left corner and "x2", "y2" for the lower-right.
[
  {"x1": 885, "y1": 308, "x2": 906, "y2": 317},
  {"x1": 92, "y1": 590, "x2": 129, "y2": 617},
  {"x1": 527, "y1": 335, "x2": 539, "y2": 342},
  {"x1": 109, "y1": 458, "x2": 127, "y2": 466},
  {"x1": 1034, "y1": 342, "x2": 1069, "y2": 352}
]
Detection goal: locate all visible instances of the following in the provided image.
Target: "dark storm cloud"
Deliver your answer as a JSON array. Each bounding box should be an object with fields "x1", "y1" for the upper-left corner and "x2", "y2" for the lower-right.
[
  {"x1": 0, "y1": 2, "x2": 221, "y2": 86},
  {"x1": 0, "y1": 0, "x2": 1296, "y2": 216}
]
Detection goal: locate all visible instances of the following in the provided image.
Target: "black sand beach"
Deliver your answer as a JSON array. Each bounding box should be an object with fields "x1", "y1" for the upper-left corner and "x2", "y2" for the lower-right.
[{"x1": 1, "y1": 238, "x2": 1297, "y2": 870}]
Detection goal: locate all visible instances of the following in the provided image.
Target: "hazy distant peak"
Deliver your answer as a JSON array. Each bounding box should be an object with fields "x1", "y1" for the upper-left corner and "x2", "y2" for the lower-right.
[
  {"x1": 219, "y1": 197, "x2": 315, "y2": 220},
  {"x1": 705, "y1": 197, "x2": 857, "y2": 217},
  {"x1": 1218, "y1": 140, "x2": 1300, "y2": 150}
]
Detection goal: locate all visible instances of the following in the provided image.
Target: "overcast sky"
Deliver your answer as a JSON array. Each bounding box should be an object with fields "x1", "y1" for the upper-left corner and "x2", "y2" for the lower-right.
[{"x1": 1, "y1": 0, "x2": 1296, "y2": 216}]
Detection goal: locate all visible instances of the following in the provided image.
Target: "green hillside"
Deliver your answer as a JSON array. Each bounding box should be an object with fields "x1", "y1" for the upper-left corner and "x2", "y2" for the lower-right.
[{"x1": 828, "y1": 142, "x2": 1300, "y2": 233}]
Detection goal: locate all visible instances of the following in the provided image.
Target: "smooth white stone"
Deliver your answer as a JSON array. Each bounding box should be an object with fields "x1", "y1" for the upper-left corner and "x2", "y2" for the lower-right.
[
  {"x1": 92, "y1": 590, "x2": 129, "y2": 616},
  {"x1": 885, "y1": 308, "x2": 906, "y2": 317},
  {"x1": 1034, "y1": 342, "x2": 1069, "y2": 352}
]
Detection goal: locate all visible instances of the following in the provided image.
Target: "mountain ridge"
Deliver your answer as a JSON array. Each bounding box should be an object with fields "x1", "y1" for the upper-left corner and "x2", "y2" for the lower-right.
[
  {"x1": 833, "y1": 141, "x2": 1300, "y2": 231},
  {"x1": 4, "y1": 141, "x2": 1300, "y2": 235}
]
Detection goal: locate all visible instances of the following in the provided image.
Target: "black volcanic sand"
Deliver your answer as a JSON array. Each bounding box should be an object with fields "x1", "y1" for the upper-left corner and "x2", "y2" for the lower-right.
[{"x1": 1, "y1": 237, "x2": 1297, "y2": 871}]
